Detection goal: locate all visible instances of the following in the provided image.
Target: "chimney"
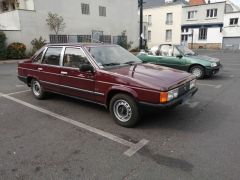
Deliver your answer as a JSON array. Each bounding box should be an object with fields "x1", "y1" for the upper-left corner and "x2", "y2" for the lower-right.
[
  {"x1": 189, "y1": 0, "x2": 206, "y2": 6},
  {"x1": 208, "y1": 0, "x2": 211, "y2": 4}
]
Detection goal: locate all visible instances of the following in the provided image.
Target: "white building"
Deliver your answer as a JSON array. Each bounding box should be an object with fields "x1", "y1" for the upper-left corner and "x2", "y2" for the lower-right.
[
  {"x1": 0, "y1": 0, "x2": 139, "y2": 51},
  {"x1": 143, "y1": 1, "x2": 186, "y2": 48},
  {"x1": 181, "y1": 1, "x2": 226, "y2": 49},
  {"x1": 222, "y1": 11, "x2": 240, "y2": 50}
]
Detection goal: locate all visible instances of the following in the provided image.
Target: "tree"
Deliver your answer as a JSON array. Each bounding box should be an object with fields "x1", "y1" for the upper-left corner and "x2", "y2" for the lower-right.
[{"x1": 46, "y1": 12, "x2": 66, "y2": 35}]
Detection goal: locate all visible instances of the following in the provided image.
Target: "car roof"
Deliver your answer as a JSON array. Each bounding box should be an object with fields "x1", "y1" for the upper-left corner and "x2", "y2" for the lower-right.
[{"x1": 46, "y1": 43, "x2": 117, "y2": 48}]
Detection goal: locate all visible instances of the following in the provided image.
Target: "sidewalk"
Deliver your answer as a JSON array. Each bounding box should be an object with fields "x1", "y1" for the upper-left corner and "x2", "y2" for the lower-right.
[{"x1": 0, "y1": 59, "x2": 24, "y2": 64}]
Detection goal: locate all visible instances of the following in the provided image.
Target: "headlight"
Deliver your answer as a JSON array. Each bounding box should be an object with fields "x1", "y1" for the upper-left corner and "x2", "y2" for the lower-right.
[
  {"x1": 160, "y1": 88, "x2": 178, "y2": 103},
  {"x1": 211, "y1": 62, "x2": 217, "y2": 67},
  {"x1": 190, "y1": 79, "x2": 196, "y2": 89}
]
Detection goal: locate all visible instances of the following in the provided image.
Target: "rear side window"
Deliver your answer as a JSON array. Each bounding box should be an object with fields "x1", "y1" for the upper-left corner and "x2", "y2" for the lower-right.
[
  {"x1": 42, "y1": 47, "x2": 62, "y2": 66},
  {"x1": 63, "y1": 48, "x2": 90, "y2": 68}
]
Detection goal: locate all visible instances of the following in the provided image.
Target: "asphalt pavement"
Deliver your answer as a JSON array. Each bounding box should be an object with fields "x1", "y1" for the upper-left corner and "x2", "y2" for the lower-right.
[{"x1": 0, "y1": 51, "x2": 240, "y2": 180}]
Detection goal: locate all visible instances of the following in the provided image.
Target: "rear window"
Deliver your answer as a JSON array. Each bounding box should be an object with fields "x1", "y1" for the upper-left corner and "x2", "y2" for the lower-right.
[{"x1": 42, "y1": 47, "x2": 62, "y2": 66}]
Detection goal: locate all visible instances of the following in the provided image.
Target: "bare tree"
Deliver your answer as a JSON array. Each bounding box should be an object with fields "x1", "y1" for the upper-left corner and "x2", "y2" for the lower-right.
[{"x1": 46, "y1": 12, "x2": 66, "y2": 35}]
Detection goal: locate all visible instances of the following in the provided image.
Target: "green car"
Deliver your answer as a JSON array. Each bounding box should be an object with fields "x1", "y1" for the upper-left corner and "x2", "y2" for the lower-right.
[{"x1": 137, "y1": 44, "x2": 222, "y2": 79}]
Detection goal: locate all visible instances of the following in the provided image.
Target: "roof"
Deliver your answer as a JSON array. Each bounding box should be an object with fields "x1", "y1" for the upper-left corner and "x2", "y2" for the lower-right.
[
  {"x1": 189, "y1": 0, "x2": 206, "y2": 6},
  {"x1": 143, "y1": 0, "x2": 188, "y2": 9}
]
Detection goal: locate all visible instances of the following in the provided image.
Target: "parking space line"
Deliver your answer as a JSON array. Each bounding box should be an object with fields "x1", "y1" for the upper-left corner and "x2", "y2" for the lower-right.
[
  {"x1": 6, "y1": 90, "x2": 31, "y2": 96},
  {"x1": 197, "y1": 83, "x2": 222, "y2": 89},
  {"x1": 0, "y1": 92, "x2": 148, "y2": 157}
]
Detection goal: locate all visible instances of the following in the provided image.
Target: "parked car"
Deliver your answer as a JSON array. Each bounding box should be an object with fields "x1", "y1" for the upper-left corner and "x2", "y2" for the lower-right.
[
  {"x1": 18, "y1": 43, "x2": 197, "y2": 127},
  {"x1": 137, "y1": 44, "x2": 222, "y2": 79}
]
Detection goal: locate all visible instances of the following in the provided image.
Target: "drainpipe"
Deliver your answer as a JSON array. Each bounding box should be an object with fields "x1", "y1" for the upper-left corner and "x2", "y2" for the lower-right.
[{"x1": 139, "y1": 0, "x2": 143, "y2": 50}]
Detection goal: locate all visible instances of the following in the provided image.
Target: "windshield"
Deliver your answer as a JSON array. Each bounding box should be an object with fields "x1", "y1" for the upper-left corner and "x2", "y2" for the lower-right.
[
  {"x1": 88, "y1": 46, "x2": 142, "y2": 68},
  {"x1": 176, "y1": 45, "x2": 196, "y2": 56}
]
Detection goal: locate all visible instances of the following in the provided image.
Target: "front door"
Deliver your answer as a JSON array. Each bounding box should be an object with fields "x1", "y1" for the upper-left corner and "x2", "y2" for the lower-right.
[{"x1": 59, "y1": 47, "x2": 95, "y2": 101}]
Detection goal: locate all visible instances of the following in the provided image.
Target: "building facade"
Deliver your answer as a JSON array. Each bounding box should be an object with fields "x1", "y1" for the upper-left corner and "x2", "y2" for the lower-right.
[
  {"x1": 0, "y1": 0, "x2": 139, "y2": 51},
  {"x1": 181, "y1": 1, "x2": 226, "y2": 49},
  {"x1": 143, "y1": 2, "x2": 184, "y2": 48}
]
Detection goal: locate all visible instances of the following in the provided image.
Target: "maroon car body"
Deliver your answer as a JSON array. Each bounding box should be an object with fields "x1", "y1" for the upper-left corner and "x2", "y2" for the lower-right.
[{"x1": 18, "y1": 43, "x2": 197, "y2": 127}]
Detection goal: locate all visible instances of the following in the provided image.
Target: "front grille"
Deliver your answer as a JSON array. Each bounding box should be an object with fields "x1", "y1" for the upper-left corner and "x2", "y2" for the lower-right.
[{"x1": 178, "y1": 82, "x2": 190, "y2": 96}]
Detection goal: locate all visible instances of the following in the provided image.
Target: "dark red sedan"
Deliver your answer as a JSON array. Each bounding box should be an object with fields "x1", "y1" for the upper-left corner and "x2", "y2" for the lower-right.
[{"x1": 18, "y1": 43, "x2": 197, "y2": 127}]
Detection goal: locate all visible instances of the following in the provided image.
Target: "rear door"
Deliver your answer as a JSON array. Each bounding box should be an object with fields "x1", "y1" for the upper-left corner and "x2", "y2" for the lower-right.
[
  {"x1": 59, "y1": 47, "x2": 95, "y2": 101},
  {"x1": 38, "y1": 47, "x2": 63, "y2": 92}
]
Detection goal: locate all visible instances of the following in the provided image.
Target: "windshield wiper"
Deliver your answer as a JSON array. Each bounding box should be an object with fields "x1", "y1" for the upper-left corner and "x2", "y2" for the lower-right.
[
  {"x1": 123, "y1": 61, "x2": 140, "y2": 65},
  {"x1": 102, "y1": 63, "x2": 121, "y2": 67}
]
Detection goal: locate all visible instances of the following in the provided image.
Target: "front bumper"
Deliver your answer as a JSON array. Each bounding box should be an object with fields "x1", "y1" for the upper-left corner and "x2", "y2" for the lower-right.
[
  {"x1": 205, "y1": 64, "x2": 222, "y2": 76},
  {"x1": 139, "y1": 87, "x2": 198, "y2": 109}
]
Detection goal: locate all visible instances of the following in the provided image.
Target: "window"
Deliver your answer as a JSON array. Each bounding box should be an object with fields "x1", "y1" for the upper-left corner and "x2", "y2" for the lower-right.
[
  {"x1": 206, "y1": 9, "x2": 217, "y2": 18},
  {"x1": 148, "y1": 31, "x2": 151, "y2": 41},
  {"x1": 230, "y1": 18, "x2": 238, "y2": 25},
  {"x1": 78, "y1": 35, "x2": 91, "y2": 43},
  {"x1": 199, "y1": 28, "x2": 207, "y2": 40},
  {"x1": 81, "y1": 3, "x2": 90, "y2": 15},
  {"x1": 166, "y1": 30, "x2": 172, "y2": 42},
  {"x1": 99, "y1": 6, "x2": 106, "y2": 16},
  {"x1": 33, "y1": 51, "x2": 44, "y2": 63},
  {"x1": 63, "y1": 48, "x2": 89, "y2": 68},
  {"x1": 42, "y1": 47, "x2": 62, "y2": 66},
  {"x1": 148, "y1": 15, "x2": 152, "y2": 25},
  {"x1": 166, "y1": 13, "x2": 173, "y2": 24},
  {"x1": 181, "y1": 35, "x2": 188, "y2": 42},
  {"x1": 188, "y1": 11, "x2": 197, "y2": 19}
]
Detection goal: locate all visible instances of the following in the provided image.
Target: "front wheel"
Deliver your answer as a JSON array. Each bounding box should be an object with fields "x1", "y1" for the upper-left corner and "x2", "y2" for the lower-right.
[
  {"x1": 31, "y1": 79, "x2": 46, "y2": 99},
  {"x1": 190, "y1": 65, "x2": 205, "y2": 79},
  {"x1": 109, "y1": 94, "x2": 140, "y2": 128}
]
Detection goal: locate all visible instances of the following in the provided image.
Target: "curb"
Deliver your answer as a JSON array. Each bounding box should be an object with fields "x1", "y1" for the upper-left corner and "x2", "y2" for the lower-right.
[{"x1": 0, "y1": 60, "x2": 23, "y2": 64}]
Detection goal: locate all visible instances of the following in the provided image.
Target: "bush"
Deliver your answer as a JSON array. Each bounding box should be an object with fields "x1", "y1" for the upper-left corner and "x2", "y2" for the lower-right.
[
  {"x1": 0, "y1": 31, "x2": 7, "y2": 60},
  {"x1": 7, "y1": 42, "x2": 26, "y2": 59},
  {"x1": 118, "y1": 30, "x2": 133, "y2": 50},
  {"x1": 31, "y1": 36, "x2": 46, "y2": 55}
]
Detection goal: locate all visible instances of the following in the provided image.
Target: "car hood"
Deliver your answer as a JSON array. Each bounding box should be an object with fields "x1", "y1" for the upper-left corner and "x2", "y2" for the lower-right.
[
  {"x1": 189, "y1": 55, "x2": 220, "y2": 63},
  {"x1": 106, "y1": 63, "x2": 193, "y2": 91}
]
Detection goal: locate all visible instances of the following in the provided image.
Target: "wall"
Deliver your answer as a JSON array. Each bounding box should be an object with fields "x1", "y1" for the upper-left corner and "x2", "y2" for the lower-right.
[
  {"x1": 0, "y1": 10, "x2": 21, "y2": 30},
  {"x1": 143, "y1": 4, "x2": 183, "y2": 48},
  {"x1": 3, "y1": 0, "x2": 139, "y2": 50},
  {"x1": 223, "y1": 12, "x2": 240, "y2": 37}
]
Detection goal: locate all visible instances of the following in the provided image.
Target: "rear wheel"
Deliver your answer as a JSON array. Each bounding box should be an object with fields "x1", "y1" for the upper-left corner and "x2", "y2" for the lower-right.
[
  {"x1": 190, "y1": 65, "x2": 205, "y2": 79},
  {"x1": 109, "y1": 94, "x2": 140, "y2": 127},
  {"x1": 31, "y1": 79, "x2": 46, "y2": 99}
]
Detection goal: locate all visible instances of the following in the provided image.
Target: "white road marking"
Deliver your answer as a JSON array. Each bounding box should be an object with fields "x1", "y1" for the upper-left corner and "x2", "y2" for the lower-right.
[
  {"x1": 0, "y1": 92, "x2": 148, "y2": 157},
  {"x1": 182, "y1": 100, "x2": 199, "y2": 108},
  {"x1": 16, "y1": 84, "x2": 25, "y2": 87},
  {"x1": 197, "y1": 83, "x2": 222, "y2": 89},
  {"x1": 6, "y1": 90, "x2": 31, "y2": 96}
]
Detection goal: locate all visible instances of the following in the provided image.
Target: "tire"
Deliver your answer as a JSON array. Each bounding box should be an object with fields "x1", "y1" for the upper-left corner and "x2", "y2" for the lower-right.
[
  {"x1": 190, "y1": 65, "x2": 205, "y2": 79},
  {"x1": 31, "y1": 79, "x2": 46, "y2": 99},
  {"x1": 109, "y1": 94, "x2": 140, "y2": 128}
]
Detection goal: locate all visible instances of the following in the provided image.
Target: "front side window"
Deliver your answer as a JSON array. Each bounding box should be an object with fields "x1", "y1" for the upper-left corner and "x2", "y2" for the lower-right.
[
  {"x1": 81, "y1": 3, "x2": 90, "y2": 15},
  {"x1": 42, "y1": 47, "x2": 62, "y2": 66},
  {"x1": 166, "y1": 13, "x2": 173, "y2": 24},
  {"x1": 199, "y1": 28, "x2": 207, "y2": 40},
  {"x1": 230, "y1": 18, "x2": 238, "y2": 25},
  {"x1": 166, "y1": 29, "x2": 172, "y2": 42},
  {"x1": 63, "y1": 48, "x2": 89, "y2": 68},
  {"x1": 206, "y1": 9, "x2": 217, "y2": 18}
]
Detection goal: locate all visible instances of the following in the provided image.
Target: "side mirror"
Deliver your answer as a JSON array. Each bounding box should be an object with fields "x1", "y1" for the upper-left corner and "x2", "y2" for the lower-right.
[
  {"x1": 176, "y1": 54, "x2": 183, "y2": 59},
  {"x1": 79, "y1": 64, "x2": 94, "y2": 73}
]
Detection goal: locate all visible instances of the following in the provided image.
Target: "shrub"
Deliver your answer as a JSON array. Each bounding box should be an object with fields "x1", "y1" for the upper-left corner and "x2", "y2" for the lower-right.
[
  {"x1": 118, "y1": 30, "x2": 133, "y2": 50},
  {"x1": 31, "y1": 36, "x2": 46, "y2": 55},
  {"x1": 7, "y1": 42, "x2": 26, "y2": 59},
  {"x1": 0, "y1": 31, "x2": 7, "y2": 60}
]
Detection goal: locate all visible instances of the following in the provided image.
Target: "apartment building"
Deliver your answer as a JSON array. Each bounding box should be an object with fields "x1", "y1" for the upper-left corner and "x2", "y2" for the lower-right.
[
  {"x1": 143, "y1": 0, "x2": 186, "y2": 48},
  {"x1": 0, "y1": 0, "x2": 138, "y2": 50},
  {"x1": 181, "y1": 1, "x2": 226, "y2": 49}
]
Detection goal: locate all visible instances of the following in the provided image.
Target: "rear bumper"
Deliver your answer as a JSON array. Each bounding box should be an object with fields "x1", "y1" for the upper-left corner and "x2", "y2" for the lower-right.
[{"x1": 139, "y1": 87, "x2": 198, "y2": 109}]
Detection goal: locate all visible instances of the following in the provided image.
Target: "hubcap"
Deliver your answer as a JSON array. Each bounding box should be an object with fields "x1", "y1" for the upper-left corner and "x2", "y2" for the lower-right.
[
  {"x1": 113, "y1": 100, "x2": 132, "y2": 122},
  {"x1": 32, "y1": 81, "x2": 41, "y2": 96},
  {"x1": 192, "y1": 68, "x2": 202, "y2": 78}
]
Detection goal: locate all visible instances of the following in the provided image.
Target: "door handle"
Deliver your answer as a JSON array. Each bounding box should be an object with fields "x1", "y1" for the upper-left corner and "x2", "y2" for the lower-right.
[
  {"x1": 61, "y1": 71, "x2": 68, "y2": 75},
  {"x1": 38, "y1": 67, "x2": 43, "y2": 71}
]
